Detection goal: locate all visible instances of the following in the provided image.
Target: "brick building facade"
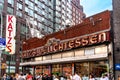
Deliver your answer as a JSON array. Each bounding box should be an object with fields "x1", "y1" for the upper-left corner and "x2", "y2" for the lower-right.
[{"x1": 21, "y1": 10, "x2": 113, "y2": 79}]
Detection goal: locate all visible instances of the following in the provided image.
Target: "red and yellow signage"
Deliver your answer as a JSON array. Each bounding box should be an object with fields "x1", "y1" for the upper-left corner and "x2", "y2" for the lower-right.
[
  {"x1": 22, "y1": 32, "x2": 110, "y2": 58},
  {"x1": 6, "y1": 15, "x2": 16, "y2": 54}
]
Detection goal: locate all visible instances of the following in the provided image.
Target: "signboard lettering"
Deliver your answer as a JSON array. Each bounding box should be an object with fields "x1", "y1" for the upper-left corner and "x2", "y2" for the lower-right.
[
  {"x1": 6, "y1": 15, "x2": 16, "y2": 54},
  {"x1": 22, "y1": 32, "x2": 109, "y2": 58}
]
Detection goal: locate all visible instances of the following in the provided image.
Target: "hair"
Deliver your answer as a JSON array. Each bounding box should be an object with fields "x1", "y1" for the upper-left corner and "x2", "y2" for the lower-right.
[
  {"x1": 74, "y1": 71, "x2": 78, "y2": 74},
  {"x1": 28, "y1": 72, "x2": 31, "y2": 75}
]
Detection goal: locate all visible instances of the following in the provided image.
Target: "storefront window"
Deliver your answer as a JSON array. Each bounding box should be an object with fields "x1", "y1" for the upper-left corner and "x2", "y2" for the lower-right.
[
  {"x1": 52, "y1": 64, "x2": 62, "y2": 76},
  {"x1": 63, "y1": 64, "x2": 72, "y2": 75},
  {"x1": 75, "y1": 61, "x2": 109, "y2": 79},
  {"x1": 43, "y1": 65, "x2": 50, "y2": 75},
  {"x1": 89, "y1": 61, "x2": 108, "y2": 78},
  {"x1": 23, "y1": 67, "x2": 33, "y2": 75},
  {"x1": 35, "y1": 65, "x2": 50, "y2": 75},
  {"x1": 35, "y1": 66, "x2": 42, "y2": 75},
  {"x1": 75, "y1": 62, "x2": 89, "y2": 78}
]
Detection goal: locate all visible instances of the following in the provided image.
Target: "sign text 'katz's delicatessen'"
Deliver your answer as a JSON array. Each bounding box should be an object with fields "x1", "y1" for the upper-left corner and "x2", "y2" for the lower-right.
[{"x1": 22, "y1": 32, "x2": 110, "y2": 58}]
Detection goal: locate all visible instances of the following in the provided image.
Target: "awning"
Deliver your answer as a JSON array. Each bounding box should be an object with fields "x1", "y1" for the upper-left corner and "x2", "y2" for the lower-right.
[{"x1": 20, "y1": 53, "x2": 108, "y2": 66}]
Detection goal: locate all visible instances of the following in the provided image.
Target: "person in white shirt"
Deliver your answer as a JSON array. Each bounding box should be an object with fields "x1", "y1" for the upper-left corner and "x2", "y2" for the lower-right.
[
  {"x1": 89, "y1": 74, "x2": 95, "y2": 80},
  {"x1": 100, "y1": 74, "x2": 109, "y2": 80},
  {"x1": 54, "y1": 75, "x2": 59, "y2": 80},
  {"x1": 72, "y1": 72, "x2": 82, "y2": 80}
]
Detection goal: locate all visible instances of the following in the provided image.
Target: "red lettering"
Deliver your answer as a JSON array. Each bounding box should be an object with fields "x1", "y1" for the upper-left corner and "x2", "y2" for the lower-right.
[
  {"x1": 7, "y1": 37, "x2": 12, "y2": 44},
  {"x1": 8, "y1": 23, "x2": 13, "y2": 30},
  {"x1": 8, "y1": 29, "x2": 12, "y2": 36},
  {"x1": 8, "y1": 15, "x2": 13, "y2": 23},
  {"x1": 6, "y1": 45, "x2": 12, "y2": 52}
]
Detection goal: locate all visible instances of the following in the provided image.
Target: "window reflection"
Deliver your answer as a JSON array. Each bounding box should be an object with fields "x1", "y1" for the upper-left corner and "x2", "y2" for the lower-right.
[
  {"x1": 8, "y1": 0, "x2": 14, "y2": 7},
  {"x1": 75, "y1": 61, "x2": 109, "y2": 79},
  {"x1": 7, "y1": 7, "x2": 13, "y2": 14}
]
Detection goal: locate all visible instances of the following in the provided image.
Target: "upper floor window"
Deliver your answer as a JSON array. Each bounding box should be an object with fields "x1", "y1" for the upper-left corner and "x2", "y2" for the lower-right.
[
  {"x1": 0, "y1": 3, "x2": 3, "y2": 11},
  {"x1": 25, "y1": 7, "x2": 28, "y2": 13},
  {"x1": 20, "y1": 24, "x2": 28, "y2": 35},
  {"x1": 8, "y1": 0, "x2": 14, "y2": 7},
  {"x1": 16, "y1": 11, "x2": 22, "y2": 17},
  {"x1": 28, "y1": 9, "x2": 34, "y2": 17},
  {"x1": 35, "y1": 6, "x2": 38, "y2": 11},
  {"x1": 25, "y1": 0, "x2": 29, "y2": 5},
  {"x1": 56, "y1": 0, "x2": 61, "y2": 6},
  {"x1": 17, "y1": 2, "x2": 22, "y2": 10},
  {"x1": 28, "y1": 1, "x2": 34, "y2": 9},
  {"x1": 0, "y1": 0, "x2": 4, "y2": 3},
  {"x1": 35, "y1": 0, "x2": 38, "y2": 4},
  {"x1": 7, "y1": 7, "x2": 14, "y2": 14}
]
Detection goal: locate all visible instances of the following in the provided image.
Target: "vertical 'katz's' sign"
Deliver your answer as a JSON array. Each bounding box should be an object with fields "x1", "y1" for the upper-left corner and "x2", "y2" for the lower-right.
[{"x1": 6, "y1": 15, "x2": 16, "y2": 54}]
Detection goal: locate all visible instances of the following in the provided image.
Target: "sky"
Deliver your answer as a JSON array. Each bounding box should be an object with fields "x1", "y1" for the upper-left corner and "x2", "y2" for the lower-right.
[{"x1": 81, "y1": 0, "x2": 113, "y2": 17}]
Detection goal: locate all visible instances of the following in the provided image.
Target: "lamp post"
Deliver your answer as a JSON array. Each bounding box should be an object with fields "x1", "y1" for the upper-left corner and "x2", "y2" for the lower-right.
[
  {"x1": 8, "y1": 54, "x2": 11, "y2": 75},
  {"x1": 0, "y1": 50, "x2": 2, "y2": 77},
  {"x1": 0, "y1": 46, "x2": 5, "y2": 77},
  {"x1": 0, "y1": 10, "x2": 4, "y2": 77}
]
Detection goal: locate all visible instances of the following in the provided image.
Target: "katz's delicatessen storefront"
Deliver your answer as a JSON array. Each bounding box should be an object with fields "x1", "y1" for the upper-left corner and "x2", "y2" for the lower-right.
[{"x1": 20, "y1": 11, "x2": 113, "y2": 79}]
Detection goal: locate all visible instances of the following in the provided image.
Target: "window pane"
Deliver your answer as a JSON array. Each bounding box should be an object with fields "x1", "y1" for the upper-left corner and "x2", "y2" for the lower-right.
[
  {"x1": 0, "y1": 3, "x2": 3, "y2": 11},
  {"x1": 8, "y1": 0, "x2": 14, "y2": 7},
  {"x1": 95, "y1": 46, "x2": 107, "y2": 54},
  {"x1": 16, "y1": 11, "x2": 22, "y2": 17},
  {"x1": 85, "y1": 48, "x2": 94, "y2": 55},
  {"x1": 7, "y1": 7, "x2": 14, "y2": 14},
  {"x1": 17, "y1": 2, "x2": 22, "y2": 10}
]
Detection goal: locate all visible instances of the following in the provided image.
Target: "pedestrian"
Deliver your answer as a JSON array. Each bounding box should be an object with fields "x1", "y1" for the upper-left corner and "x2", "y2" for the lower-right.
[
  {"x1": 1, "y1": 74, "x2": 7, "y2": 80},
  {"x1": 18, "y1": 73, "x2": 25, "y2": 80},
  {"x1": 89, "y1": 74, "x2": 95, "y2": 80},
  {"x1": 26, "y1": 72, "x2": 33, "y2": 80},
  {"x1": 9, "y1": 74, "x2": 14, "y2": 80},
  {"x1": 118, "y1": 75, "x2": 120, "y2": 80},
  {"x1": 67, "y1": 73, "x2": 72, "y2": 80},
  {"x1": 15, "y1": 73, "x2": 20, "y2": 80},
  {"x1": 100, "y1": 73, "x2": 109, "y2": 80},
  {"x1": 72, "y1": 72, "x2": 81, "y2": 80},
  {"x1": 54, "y1": 75, "x2": 59, "y2": 80}
]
